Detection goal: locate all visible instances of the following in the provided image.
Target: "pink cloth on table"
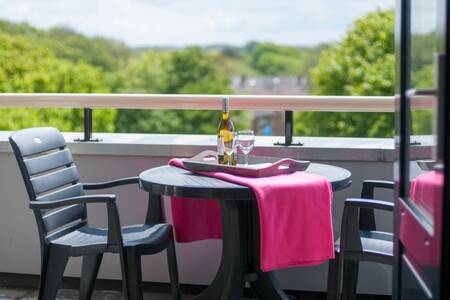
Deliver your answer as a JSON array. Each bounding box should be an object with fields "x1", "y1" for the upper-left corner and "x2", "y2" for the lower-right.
[
  {"x1": 170, "y1": 196, "x2": 222, "y2": 242},
  {"x1": 169, "y1": 158, "x2": 334, "y2": 272}
]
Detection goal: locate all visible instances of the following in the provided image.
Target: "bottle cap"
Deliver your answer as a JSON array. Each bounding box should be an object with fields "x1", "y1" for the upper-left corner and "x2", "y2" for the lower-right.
[{"x1": 222, "y1": 96, "x2": 229, "y2": 112}]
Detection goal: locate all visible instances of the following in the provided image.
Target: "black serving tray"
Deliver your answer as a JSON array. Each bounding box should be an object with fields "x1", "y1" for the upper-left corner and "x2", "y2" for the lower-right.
[{"x1": 183, "y1": 150, "x2": 310, "y2": 177}]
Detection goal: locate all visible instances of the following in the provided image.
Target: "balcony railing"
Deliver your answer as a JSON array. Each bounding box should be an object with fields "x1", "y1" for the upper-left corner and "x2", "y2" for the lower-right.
[
  {"x1": 0, "y1": 93, "x2": 433, "y2": 144},
  {"x1": 0, "y1": 93, "x2": 396, "y2": 111}
]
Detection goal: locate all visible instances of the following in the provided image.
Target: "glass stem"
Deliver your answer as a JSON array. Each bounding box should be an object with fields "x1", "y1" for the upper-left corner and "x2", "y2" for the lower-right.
[{"x1": 245, "y1": 153, "x2": 248, "y2": 166}]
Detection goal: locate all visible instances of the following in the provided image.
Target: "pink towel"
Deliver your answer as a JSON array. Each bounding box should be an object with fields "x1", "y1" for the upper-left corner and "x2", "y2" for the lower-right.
[
  {"x1": 169, "y1": 158, "x2": 334, "y2": 272},
  {"x1": 170, "y1": 196, "x2": 222, "y2": 242},
  {"x1": 400, "y1": 171, "x2": 443, "y2": 267},
  {"x1": 410, "y1": 171, "x2": 443, "y2": 220}
]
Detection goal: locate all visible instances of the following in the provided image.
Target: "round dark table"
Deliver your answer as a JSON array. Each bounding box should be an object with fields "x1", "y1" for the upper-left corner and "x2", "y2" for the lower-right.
[{"x1": 139, "y1": 163, "x2": 351, "y2": 300}]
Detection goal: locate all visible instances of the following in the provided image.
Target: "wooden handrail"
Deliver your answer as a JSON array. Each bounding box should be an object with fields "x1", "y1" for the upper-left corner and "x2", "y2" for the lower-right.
[
  {"x1": 0, "y1": 93, "x2": 399, "y2": 112},
  {"x1": 0, "y1": 93, "x2": 434, "y2": 144}
]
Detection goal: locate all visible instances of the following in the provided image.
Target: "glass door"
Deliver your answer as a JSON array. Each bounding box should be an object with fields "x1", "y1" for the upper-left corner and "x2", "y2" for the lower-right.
[{"x1": 395, "y1": 0, "x2": 449, "y2": 298}]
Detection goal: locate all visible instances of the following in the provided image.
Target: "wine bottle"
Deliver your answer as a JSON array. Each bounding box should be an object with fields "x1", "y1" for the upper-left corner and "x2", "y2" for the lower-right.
[{"x1": 217, "y1": 97, "x2": 235, "y2": 165}]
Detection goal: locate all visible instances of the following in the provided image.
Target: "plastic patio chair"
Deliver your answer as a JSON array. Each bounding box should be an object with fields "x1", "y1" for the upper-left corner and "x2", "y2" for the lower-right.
[
  {"x1": 327, "y1": 180, "x2": 394, "y2": 300},
  {"x1": 9, "y1": 127, "x2": 181, "y2": 300}
]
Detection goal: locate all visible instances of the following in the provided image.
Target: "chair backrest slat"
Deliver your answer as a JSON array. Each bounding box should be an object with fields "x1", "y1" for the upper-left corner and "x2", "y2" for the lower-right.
[
  {"x1": 36, "y1": 183, "x2": 84, "y2": 202},
  {"x1": 24, "y1": 148, "x2": 73, "y2": 176},
  {"x1": 9, "y1": 127, "x2": 86, "y2": 238},
  {"x1": 10, "y1": 127, "x2": 66, "y2": 157},
  {"x1": 43, "y1": 204, "x2": 84, "y2": 232},
  {"x1": 46, "y1": 220, "x2": 87, "y2": 242},
  {"x1": 30, "y1": 166, "x2": 80, "y2": 195}
]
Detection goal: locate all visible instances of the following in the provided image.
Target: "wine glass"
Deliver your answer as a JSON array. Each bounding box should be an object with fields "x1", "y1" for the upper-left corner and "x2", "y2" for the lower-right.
[
  {"x1": 223, "y1": 132, "x2": 237, "y2": 166},
  {"x1": 237, "y1": 130, "x2": 255, "y2": 166}
]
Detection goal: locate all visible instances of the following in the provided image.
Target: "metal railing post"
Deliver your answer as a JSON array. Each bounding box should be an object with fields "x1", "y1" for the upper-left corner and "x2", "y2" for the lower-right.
[
  {"x1": 275, "y1": 111, "x2": 303, "y2": 146},
  {"x1": 75, "y1": 108, "x2": 100, "y2": 142},
  {"x1": 84, "y1": 108, "x2": 92, "y2": 141}
]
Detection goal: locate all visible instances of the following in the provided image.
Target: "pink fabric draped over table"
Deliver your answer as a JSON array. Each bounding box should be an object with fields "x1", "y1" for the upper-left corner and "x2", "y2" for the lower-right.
[{"x1": 169, "y1": 158, "x2": 335, "y2": 272}]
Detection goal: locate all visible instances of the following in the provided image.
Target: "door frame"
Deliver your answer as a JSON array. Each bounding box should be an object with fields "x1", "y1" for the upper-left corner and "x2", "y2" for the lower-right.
[{"x1": 395, "y1": 0, "x2": 450, "y2": 298}]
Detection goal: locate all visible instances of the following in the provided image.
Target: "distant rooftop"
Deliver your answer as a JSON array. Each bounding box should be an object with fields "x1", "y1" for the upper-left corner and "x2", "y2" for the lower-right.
[{"x1": 231, "y1": 76, "x2": 309, "y2": 95}]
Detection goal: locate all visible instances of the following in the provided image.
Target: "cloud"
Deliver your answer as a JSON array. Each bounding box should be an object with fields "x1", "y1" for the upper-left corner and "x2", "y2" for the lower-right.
[{"x1": 0, "y1": 0, "x2": 394, "y2": 46}]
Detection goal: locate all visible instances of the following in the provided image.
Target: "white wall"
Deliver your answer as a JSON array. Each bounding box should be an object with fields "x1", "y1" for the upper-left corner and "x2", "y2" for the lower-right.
[{"x1": 0, "y1": 150, "x2": 394, "y2": 295}]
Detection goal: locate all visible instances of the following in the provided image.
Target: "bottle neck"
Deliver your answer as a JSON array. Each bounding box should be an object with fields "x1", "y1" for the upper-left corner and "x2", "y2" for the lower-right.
[
  {"x1": 222, "y1": 97, "x2": 230, "y2": 119},
  {"x1": 222, "y1": 111, "x2": 229, "y2": 120}
]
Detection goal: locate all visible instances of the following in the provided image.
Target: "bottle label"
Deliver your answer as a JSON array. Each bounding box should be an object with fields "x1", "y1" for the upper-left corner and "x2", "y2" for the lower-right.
[
  {"x1": 217, "y1": 136, "x2": 224, "y2": 155},
  {"x1": 217, "y1": 136, "x2": 225, "y2": 164}
]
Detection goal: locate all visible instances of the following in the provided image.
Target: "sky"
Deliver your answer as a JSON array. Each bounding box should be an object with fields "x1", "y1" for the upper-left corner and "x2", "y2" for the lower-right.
[{"x1": 0, "y1": 0, "x2": 394, "y2": 47}]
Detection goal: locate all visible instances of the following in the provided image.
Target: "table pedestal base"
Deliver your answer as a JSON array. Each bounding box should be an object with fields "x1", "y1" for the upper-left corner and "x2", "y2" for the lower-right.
[
  {"x1": 250, "y1": 272, "x2": 291, "y2": 300},
  {"x1": 192, "y1": 200, "x2": 293, "y2": 300}
]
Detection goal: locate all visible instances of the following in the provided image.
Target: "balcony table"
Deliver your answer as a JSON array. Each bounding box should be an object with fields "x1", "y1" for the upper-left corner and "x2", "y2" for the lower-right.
[{"x1": 139, "y1": 163, "x2": 351, "y2": 300}]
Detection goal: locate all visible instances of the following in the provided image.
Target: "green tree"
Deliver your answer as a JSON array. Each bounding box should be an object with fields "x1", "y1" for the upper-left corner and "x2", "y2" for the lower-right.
[
  {"x1": 0, "y1": 20, "x2": 132, "y2": 72},
  {"x1": 246, "y1": 42, "x2": 322, "y2": 76},
  {"x1": 162, "y1": 48, "x2": 231, "y2": 94},
  {"x1": 296, "y1": 9, "x2": 395, "y2": 138},
  {"x1": 118, "y1": 51, "x2": 170, "y2": 93},
  {"x1": 249, "y1": 43, "x2": 303, "y2": 75},
  {"x1": 0, "y1": 32, "x2": 115, "y2": 132},
  {"x1": 410, "y1": 32, "x2": 435, "y2": 135},
  {"x1": 116, "y1": 48, "x2": 250, "y2": 134},
  {"x1": 46, "y1": 26, "x2": 131, "y2": 72}
]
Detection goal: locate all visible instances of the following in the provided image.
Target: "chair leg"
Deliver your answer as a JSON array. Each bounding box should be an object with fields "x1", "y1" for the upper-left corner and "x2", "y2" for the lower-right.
[
  {"x1": 37, "y1": 247, "x2": 50, "y2": 300},
  {"x1": 326, "y1": 251, "x2": 343, "y2": 300},
  {"x1": 119, "y1": 250, "x2": 129, "y2": 300},
  {"x1": 79, "y1": 253, "x2": 103, "y2": 300},
  {"x1": 342, "y1": 260, "x2": 359, "y2": 300},
  {"x1": 120, "y1": 248, "x2": 143, "y2": 300},
  {"x1": 38, "y1": 247, "x2": 69, "y2": 300},
  {"x1": 166, "y1": 238, "x2": 181, "y2": 300}
]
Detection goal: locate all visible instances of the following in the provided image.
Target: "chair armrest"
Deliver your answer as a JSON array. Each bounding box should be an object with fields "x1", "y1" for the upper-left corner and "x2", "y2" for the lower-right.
[
  {"x1": 340, "y1": 198, "x2": 394, "y2": 252},
  {"x1": 30, "y1": 194, "x2": 116, "y2": 210},
  {"x1": 362, "y1": 180, "x2": 394, "y2": 198},
  {"x1": 83, "y1": 177, "x2": 139, "y2": 190},
  {"x1": 358, "y1": 180, "x2": 394, "y2": 231},
  {"x1": 363, "y1": 180, "x2": 394, "y2": 188},
  {"x1": 345, "y1": 198, "x2": 394, "y2": 212},
  {"x1": 31, "y1": 194, "x2": 123, "y2": 246}
]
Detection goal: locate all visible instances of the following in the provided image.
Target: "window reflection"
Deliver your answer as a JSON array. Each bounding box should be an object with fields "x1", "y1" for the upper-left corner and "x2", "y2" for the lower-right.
[{"x1": 408, "y1": 0, "x2": 439, "y2": 227}]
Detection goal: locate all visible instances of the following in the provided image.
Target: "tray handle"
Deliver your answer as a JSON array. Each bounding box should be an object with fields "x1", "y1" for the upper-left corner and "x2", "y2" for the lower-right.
[
  {"x1": 191, "y1": 150, "x2": 218, "y2": 162},
  {"x1": 262, "y1": 158, "x2": 310, "y2": 176}
]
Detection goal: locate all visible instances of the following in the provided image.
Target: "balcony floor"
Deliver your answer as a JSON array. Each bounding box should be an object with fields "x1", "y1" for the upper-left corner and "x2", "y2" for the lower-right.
[
  {"x1": 0, "y1": 287, "x2": 259, "y2": 300},
  {"x1": 0, "y1": 286, "x2": 393, "y2": 300}
]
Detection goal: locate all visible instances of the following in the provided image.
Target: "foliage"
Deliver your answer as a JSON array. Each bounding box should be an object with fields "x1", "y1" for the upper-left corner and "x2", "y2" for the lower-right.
[
  {"x1": 0, "y1": 32, "x2": 115, "y2": 132},
  {"x1": 297, "y1": 9, "x2": 396, "y2": 138},
  {"x1": 163, "y1": 48, "x2": 232, "y2": 94},
  {"x1": 0, "y1": 20, "x2": 131, "y2": 72},
  {"x1": 0, "y1": 20, "x2": 41, "y2": 38},
  {"x1": 46, "y1": 26, "x2": 132, "y2": 72},
  {"x1": 410, "y1": 33, "x2": 435, "y2": 135},
  {"x1": 248, "y1": 42, "x2": 319, "y2": 76},
  {"x1": 1, "y1": 13, "x2": 410, "y2": 138},
  {"x1": 116, "y1": 48, "x2": 250, "y2": 134},
  {"x1": 0, "y1": 19, "x2": 258, "y2": 134},
  {"x1": 118, "y1": 51, "x2": 170, "y2": 93},
  {"x1": 410, "y1": 32, "x2": 436, "y2": 78}
]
